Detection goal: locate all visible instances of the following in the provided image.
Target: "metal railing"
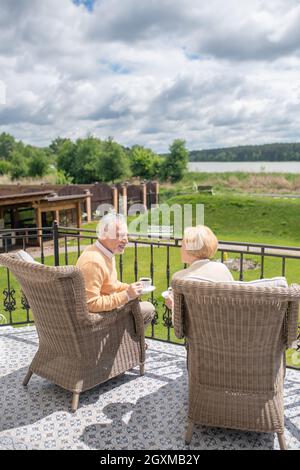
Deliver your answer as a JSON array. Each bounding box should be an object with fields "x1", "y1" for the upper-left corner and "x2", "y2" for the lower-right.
[{"x1": 0, "y1": 222, "x2": 299, "y2": 369}]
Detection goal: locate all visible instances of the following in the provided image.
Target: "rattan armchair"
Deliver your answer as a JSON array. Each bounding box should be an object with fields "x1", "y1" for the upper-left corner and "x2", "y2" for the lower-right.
[
  {"x1": 172, "y1": 277, "x2": 300, "y2": 450},
  {"x1": 0, "y1": 253, "x2": 146, "y2": 412}
]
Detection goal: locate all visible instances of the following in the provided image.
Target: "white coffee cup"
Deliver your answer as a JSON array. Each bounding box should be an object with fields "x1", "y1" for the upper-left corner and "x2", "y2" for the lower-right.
[{"x1": 139, "y1": 277, "x2": 152, "y2": 289}]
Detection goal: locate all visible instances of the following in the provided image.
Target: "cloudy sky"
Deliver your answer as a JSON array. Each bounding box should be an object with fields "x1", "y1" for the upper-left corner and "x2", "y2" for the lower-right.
[{"x1": 0, "y1": 0, "x2": 300, "y2": 152}]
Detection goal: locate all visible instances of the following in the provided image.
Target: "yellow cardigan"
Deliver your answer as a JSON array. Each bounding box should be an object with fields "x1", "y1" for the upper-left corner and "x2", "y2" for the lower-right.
[{"x1": 76, "y1": 244, "x2": 129, "y2": 312}]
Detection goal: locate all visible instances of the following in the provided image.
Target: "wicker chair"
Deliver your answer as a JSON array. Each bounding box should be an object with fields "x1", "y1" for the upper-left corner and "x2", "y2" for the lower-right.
[
  {"x1": 0, "y1": 253, "x2": 146, "y2": 412},
  {"x1": 172, "y1": 277, "x2": 300, "y2": 450}
]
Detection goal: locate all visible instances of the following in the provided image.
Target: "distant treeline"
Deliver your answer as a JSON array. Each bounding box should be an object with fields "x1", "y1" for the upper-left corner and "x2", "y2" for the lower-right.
[
  {"x1": 189, "y1": 143, "x2": 300, "y2": 162},
  {"x1": 0, "y1": 132, "x2": 188, "y2": 184}
]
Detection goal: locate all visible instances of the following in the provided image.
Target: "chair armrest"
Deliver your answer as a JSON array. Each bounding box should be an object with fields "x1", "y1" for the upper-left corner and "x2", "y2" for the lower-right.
[
  {"x1": 86, "y1": 299, "x2": 144, "y2": 337},
  {"x1": 172, "y1": 289, "x2": 185, "y2": 339},
  {"x1": 284, "y1": 298, "x2": 300, "y2": 349},
  {"x1": 129, "y1": 299, "x2": 144, "y2": 337}
]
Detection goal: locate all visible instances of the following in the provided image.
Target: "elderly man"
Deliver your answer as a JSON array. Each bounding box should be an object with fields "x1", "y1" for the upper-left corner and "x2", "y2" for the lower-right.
[{"x1": 76, "y1": 213, "x2": 155, "y2": 328}]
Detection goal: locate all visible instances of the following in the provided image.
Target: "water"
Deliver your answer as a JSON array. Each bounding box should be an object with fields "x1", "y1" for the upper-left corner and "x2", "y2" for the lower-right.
[{"x1": 188, "y1": 161, "x2": 300, "y2": 173}]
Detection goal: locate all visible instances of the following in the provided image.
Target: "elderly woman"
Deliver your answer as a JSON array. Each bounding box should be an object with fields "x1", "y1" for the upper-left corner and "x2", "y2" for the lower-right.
[{"x1": 165, "y1": 225, "x2": 233, "y2": 311}]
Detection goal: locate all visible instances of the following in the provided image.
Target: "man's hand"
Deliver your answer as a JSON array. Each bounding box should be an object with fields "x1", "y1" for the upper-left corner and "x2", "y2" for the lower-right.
[
  {"x1": 127, "y1": 282, "x2": 143, "y2": 300},
  {"x1": 165, "y1": 293, "x2": 174, "y2": 310}
]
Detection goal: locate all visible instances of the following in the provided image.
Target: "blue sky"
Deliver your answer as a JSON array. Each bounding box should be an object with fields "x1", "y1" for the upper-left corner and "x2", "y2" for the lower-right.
[
  {"x1": 0, "y1": 0, "x2": 300, "y2": 151},
  {"x1": 73, "y1": 0, "x2": 95, "y2": 11}
]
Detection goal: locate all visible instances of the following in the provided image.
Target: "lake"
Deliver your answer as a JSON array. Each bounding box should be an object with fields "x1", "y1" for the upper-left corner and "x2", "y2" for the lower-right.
[{"x1": 188, "y1": 161, "x2": 300, "y2": 173}]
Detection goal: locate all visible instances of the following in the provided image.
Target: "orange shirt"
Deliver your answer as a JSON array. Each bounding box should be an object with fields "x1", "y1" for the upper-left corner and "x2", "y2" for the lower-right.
[{"x1": 76, "y1": 242, "x2": 129, "y2": 312}]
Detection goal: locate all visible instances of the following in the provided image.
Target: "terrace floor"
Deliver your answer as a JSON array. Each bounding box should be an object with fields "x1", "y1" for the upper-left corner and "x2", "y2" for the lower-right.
[{"x1": 0, "y1": 327, "x2": 299, "y2": 451}]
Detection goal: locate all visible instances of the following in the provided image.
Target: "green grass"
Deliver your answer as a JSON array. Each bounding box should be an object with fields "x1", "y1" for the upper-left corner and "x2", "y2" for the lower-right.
[
  {"x1": 1, "y1": 191, "x2": 299, "y2": 367},
  {"x1": 1, "y1": 244, "x2": 299, "y2": 367},
  {"x1": 165, "y1": 193, "x2": 300, "y2": 246},
  {"x1": 160, "y1": 171, "x2": 300, "y2": 196},
  {"x1": 61, "y1": 192, "x2": 300, "y2": 248}
]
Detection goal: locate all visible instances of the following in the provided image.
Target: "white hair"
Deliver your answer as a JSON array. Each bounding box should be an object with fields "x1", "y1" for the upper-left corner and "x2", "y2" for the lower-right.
[
  {"x1": 184, "y1": 226, "x2": 205, "y2": 251},
  {"x1": 183, "y1": 225, "x2": 218, "y2": 259},
  {"x1": 97, "y1": 213, "x2": 127, "y2": 239}
]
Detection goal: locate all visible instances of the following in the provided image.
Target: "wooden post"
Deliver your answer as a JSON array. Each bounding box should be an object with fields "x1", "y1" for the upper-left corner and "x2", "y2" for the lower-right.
[
  {"x1": 112, "y1": 186, "x2": 118, "y2": 212},
  {"x1": 76, "y1": 201, "x2": 82, "y2": 228},
  {"x1": 153, "y1": 181, "x2": 159, "y2": 207},
  {"x1": 120, "y1": 184, "x2": 127, "y2": 216},
  {"x1": 55, "y1": 210, "x2": 60, "y2": 224},
  {"x1": 141, "y1": 181, "x2": 147, "y2": 208},
  {"x1": 53, "y1": 220, "x2": 60, "y2": 266},
  {"x1": 35, "y1": 207, "x2": 42, "y2": 247},
  {"x1": 84, "y1": 190, "x2": 92, "y2": 222}
]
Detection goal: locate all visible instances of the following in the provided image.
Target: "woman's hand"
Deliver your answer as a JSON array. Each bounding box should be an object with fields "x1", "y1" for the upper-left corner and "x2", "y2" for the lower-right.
[{"x1": 165, "y1": 293, "x2": 174, "y2": 310}]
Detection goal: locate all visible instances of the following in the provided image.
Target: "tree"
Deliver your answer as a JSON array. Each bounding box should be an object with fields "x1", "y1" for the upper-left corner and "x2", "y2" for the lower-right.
[
  {"x1": 56, "y1": 139, "x2": 77, "y2": 178},
  {"x1": 49, "y1": 137, "x2": 70, "y2": 155},
  {"x1": 130, "y1": 145, "x2": 161, "y2": 180},
  {"x1": 99, "y1": 138, "x2": 130, "y2": 182},
  {"x1": 161, "y1": 139, "x2": 188, "y2": 182},
  {"x1": 73, "y1": 137, "x2": 104, "y2": 183},
  {"x1": 0, "y1": 160, "x2": 11, "y2": 175},
  {"x1": 55, "y1": 169, "x2": 73, "y2": 184},
  {"x1": 27, "y1": 148, "x2": 49, "y2": 177},
  {"x1": 9, "y1": 150, "x2": 28, "y2": 180},
  {"x1": 56, "y1": 136, "x2": 105, "y2": 183},
  {"x1": 0, "y1": 132, "x2": 15, "y2": 160}
]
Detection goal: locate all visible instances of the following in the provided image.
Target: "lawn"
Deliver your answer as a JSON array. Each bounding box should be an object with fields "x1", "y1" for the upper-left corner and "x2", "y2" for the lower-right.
[
  {"x1": 1, "y1": 191, "x2": 299, "y2": 367},
  {"x1": 1, "y1": 242, "x2": 299, "y2": 367},
  {"x1": 65, "y1": 192, "x2": 300, "y2": 247},
  {"x1": 164, "y1": 193, "x2": 300, "y2": 246},
  {"x1": 160, "y1": 171, "x2": 300, "y2": 196}
]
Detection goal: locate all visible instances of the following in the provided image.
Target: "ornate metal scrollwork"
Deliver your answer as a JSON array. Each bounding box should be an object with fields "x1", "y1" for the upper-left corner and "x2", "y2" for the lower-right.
[
  {"x1": 3, "y1": 287, "x2": 16, "y2": 313},
  {"x1": 21, "y1": 292, "x2": 30, "y2": 311},
  {"x1": 163, "y1": 304, "x2": 173, "y2": 329},
  {"x1": 148, "y1": 297, "x2": 159, "y2": 326}
]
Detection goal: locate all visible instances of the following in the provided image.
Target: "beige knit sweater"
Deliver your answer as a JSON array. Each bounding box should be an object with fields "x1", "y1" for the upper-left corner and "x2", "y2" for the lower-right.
[{"x1": 76, "y1": 244, "x2": 129, "y2": 312}]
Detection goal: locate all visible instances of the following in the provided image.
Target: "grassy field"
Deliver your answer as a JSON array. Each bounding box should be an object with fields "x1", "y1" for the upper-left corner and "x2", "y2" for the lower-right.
[
  {"x1": 1, "y1": 189, "x2": 299, "y2": 367},
  {"x1": 160, "y1": 171, "x2": 300, "y2": 196},
  {"x1": 73, "y1": 192, "x2": 300, "y2": 247},
  {"x1": 164, "y1": 192, "x2": 300, "y2": 246},
  {"x1": 1, "y1": 243, "x2": 299, "y2": 367}
]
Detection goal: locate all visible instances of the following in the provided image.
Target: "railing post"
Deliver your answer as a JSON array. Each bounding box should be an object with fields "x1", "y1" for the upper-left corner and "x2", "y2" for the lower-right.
[{"x1": 53, "y1": 220, "x2": 60, "y2": 266}]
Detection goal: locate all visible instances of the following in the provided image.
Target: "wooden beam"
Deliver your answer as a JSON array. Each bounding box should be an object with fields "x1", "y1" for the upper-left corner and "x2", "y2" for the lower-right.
[
  {"x1": 35, "y1": 207, "x2": 42, "y2": 247},
  {"x1": 84, "y1": 190, "x2": 92, "y2": 222},
  {"x1": 0, "y1": 196, "x2": 47, "y2": 207},
  {"x1": 76, "y1": 202, "x2": 82, "y2": 228},
  {"x1": 33, "y1": 202, "x2": 77, "y2": 212}
]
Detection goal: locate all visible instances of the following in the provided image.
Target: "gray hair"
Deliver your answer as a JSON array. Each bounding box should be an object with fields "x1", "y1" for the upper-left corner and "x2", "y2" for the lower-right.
[{"x1": 97, "y1": 213, "x2": 127, "y2": 239}]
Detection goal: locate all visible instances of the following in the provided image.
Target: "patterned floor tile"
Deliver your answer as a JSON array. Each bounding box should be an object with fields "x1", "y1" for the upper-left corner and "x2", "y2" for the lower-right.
[{"x1": 0, "y1": 327, "x2": 299, "y2": 450}]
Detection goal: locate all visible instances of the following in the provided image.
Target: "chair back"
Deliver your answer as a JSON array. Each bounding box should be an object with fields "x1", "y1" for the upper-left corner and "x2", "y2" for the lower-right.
[
  {"x1": 172, "y1": 278, "x2": 300, "y2": 392},
  {"x1": 0, "y1": 253, "x2": 90, "y2": 356}
]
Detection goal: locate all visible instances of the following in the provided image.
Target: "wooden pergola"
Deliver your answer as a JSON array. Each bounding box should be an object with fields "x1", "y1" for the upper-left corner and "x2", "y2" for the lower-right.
[{"x1": 0, "y1": 191, "x2": 89, "y2": 246}]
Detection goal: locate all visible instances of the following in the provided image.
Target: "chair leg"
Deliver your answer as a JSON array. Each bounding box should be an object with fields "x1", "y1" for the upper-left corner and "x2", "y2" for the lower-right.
[
  {"x1": 71, "y1": 392, "x2": 80, "y2": 413},
  {"x1": 23, "y1": 369, "x2": 33, "y2": 386},
  {"x1": 140, "y1": 363, "x2": 145, "y2": 376},
  {"x1": 185, "y1": 420, "x2": 194, "y2": 445},
  {"x1": 277, "y1": 432, "x2": 287, "y2": 450}
]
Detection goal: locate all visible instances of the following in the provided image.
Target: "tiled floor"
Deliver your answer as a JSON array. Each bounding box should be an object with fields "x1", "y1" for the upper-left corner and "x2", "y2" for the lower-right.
[{"x1": 0, "y1": 327, "x2": 299, "y2": 450}]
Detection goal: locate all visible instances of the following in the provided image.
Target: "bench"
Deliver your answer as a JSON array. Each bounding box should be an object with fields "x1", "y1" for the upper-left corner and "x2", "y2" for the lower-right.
[
  {"x1": 197, "y1": 185, "x2": 214, "y2": 195},
  {"x1": 147, "y1": 225, "x2": 174, "y2": 239}
]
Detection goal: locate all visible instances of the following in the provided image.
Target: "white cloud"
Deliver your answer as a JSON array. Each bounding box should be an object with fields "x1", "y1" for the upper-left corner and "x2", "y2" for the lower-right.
[
  {"x1": 0, "y1": 0, "x2": 300, "y2": 151},
  {"x1": 0, "y1": 81, "x2": 6, "y2": 105}
]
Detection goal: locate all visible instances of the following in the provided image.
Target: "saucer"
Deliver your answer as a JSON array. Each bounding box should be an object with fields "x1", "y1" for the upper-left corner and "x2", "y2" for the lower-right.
[
  {"x1": 162, "y1": 290, "x2": 171, "y2": 298},
  {"x1": 141, "y1": 286, "x2": 156, "y2": 294}
]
